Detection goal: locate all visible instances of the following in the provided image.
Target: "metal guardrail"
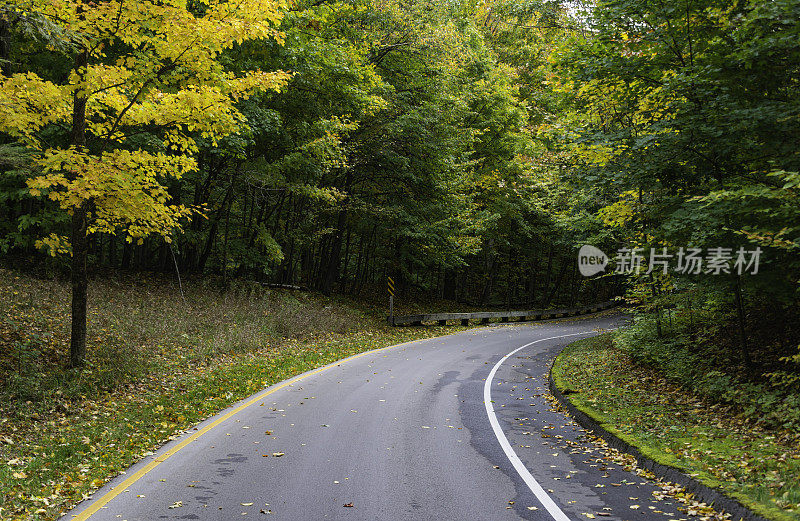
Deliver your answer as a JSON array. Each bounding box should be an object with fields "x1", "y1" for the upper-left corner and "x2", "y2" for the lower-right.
[{"x1": 388, "y1": 300, "x2": 616, "y2": 326}]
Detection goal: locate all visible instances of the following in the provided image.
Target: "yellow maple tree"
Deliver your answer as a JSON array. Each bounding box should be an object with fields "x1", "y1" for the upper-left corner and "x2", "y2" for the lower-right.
[{"x1": 0, "y1": 0, "x2": 291, "y2": 366}]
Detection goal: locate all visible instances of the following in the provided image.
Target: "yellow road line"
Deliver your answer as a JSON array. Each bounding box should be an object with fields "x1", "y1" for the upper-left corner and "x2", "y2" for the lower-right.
[{"x1": 70, "y1": 339, "x2": 421, "y2": 520}]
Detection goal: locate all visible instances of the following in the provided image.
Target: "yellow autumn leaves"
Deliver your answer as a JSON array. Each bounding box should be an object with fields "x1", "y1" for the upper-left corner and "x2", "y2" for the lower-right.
[
  {"x1": 0, "y1": 72, "x2": 70, "y2": 148},
  {"x1": 0, "y1": 0, "x2": 292, "y2": 253}
]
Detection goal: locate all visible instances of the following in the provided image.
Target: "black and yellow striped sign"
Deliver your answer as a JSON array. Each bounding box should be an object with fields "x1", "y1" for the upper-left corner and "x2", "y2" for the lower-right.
[{"x1": 387, "y1": 276, "x2": 395, "y2": 296}]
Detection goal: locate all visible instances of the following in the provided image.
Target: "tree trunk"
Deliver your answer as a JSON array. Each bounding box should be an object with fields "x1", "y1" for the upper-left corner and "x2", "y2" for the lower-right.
[
  {"x1": 527, "y1": 252, "x2": 538, "y2": 306},
  {"x1": 197, "y1": 179, "x2": 236, "y2": 272},
  {"x1": 734, "y1": 276, "x2": 752, "y2": 369},
  {"x1": 108, "y1": 234, "x2": 117, "y2": 267},
  {"x1": 121, "y1": 241, "x2": 132, "y2": 269},
  {"x1": 70, "y1": 204, "x2": 88, "y2": 368},
  {"x1": 322, "y1": 207, "x2": 347, "y2": 294},
  {"x1": 0, "y1": 17, "x2": 11, "y2": 76},
  {"x1": 506, "y1": 248, "x2": 514, "y2": 308},
  {"x1": 341, "y1": 224, "x2": 352, "y2": 286},
  {"x1": 69, "y1": 49, "x2": 89, "y2": 368},
  {"x1": 543, "y1": 254, "x2": 568, "y2": 308},
  {"x1": 541, "y1": 246, "x2": 553, "y2": 307},
  {"x1": 322, "y1": 172, "x2": 351, "y2": 294},
  {"x1": 442, "y1": 268, "x2": 457, "y2": 300}
]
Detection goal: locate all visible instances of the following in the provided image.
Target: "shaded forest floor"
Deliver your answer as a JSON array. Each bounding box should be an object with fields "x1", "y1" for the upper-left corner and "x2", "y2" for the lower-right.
[
  {"x1": 0, "y1": 269, "x2": 473, "y2": 520},
  {"x1": 552, "y1": 334, "x2": 800, "y2": 521}
]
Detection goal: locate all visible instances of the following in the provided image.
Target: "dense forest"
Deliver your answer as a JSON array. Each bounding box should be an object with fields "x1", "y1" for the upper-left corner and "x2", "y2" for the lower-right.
[
  {"x1": 0, "y1": 0, "x2": 798, "y2": 423},
  {"x1": 0, "y1": 0, "x2": 617, "y2": 311}
]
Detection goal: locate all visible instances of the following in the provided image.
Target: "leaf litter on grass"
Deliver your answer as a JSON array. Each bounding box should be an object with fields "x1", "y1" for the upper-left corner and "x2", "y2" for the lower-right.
[
  {"x1": 0, "y1": 270, "x2": 474, "y2": 521},
  {"x1": 552, "y1": 334, "x2": 800, "y2": 521}
]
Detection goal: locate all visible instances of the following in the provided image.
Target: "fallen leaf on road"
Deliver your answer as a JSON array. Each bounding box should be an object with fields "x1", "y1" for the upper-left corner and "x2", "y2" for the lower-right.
[
  {"x1": 242, "y1": 503, "x2": 254, "y2": 506},
  {"x1": 343, "y1": 502, "x2": 354, "y2": 507},
  {"x1": 272, "y1": 452, "x2": 284, "y2": 457},
  {"x1": 168, "y1": 501, "x2": 183, "y2": 509}
]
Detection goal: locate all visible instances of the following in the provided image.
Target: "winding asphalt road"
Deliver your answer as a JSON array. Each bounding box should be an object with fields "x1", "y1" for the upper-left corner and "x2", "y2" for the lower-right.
[{"x1": 63, "y1": 314, "x2": 689, "y2": 521}]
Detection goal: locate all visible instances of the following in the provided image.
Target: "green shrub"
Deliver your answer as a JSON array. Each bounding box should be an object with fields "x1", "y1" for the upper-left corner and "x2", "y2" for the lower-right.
[{"x1": 616, "y1": 312, "x2": 800, "y2": 431}]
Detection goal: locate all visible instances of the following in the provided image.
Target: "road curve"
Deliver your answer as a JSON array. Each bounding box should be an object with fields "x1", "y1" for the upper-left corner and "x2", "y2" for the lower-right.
[{"x1": 63, "y1": 314, "x2": 688, "y2": 521}]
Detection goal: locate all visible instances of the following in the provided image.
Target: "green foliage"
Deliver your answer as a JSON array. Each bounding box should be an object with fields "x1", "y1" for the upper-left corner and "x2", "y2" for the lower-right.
[
  {"x1": 547, "y1": 0, "x2": 800, "y2": 269},
  {"x1": 0, "y1": 0, "x2": 612, "y2": 308},
  {"x1": 540, "y1": 0, "x2": 800, "y2": 423}
]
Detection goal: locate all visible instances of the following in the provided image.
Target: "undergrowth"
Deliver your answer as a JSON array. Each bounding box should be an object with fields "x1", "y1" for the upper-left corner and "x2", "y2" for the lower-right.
[
  {"x1": 0, "y1": 270, "x2": 361, "y2": 403},
  {"x1": 553, "y1": 334, "x2": 800, "y2": 521},
  {"x1": 616, "y1": 312, "x2": 800, "y2": 432}
]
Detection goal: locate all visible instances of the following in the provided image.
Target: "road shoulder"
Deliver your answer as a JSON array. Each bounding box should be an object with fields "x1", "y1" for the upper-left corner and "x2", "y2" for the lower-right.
[{"x1": 550, "y1": 334, "x2": 798, "y2": 521}]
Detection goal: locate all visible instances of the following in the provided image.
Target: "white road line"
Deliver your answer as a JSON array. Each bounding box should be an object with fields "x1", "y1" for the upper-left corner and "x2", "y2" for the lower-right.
[{"x1": 483, "y1": 330, "x2": 611, "y2": 521}]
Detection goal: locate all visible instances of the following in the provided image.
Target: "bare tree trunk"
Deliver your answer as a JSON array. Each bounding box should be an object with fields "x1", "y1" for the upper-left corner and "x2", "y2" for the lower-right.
[
  {"x1": 527, "y1": 252, "x2": 538, "y2": 306},
  {"x1": 70, "y1": 203, "x2": 88, "y2": 368},
  {"x1": 543, "y1": 254, "x2": 568, "y2": 308},
  {"x1": 505, "y1": 248, "x2": 514, "y2": 309},
  {"x1": 481, "y1": 239, "x2": 495, "y2": 305},
  {"x1": 649, "y1": 272, "x2": 662, "y2": 337},
  {"x1": 121, "y1": 241, "x2": 132, "y2": 269},
  {"x1": 321, "y1": 219, "x2": 343, "y2": 293},
  {"x1": 341, "y1": 224, "x2": 352, "y2": 288},
  {"x1": 322, "y1": 172, "x2": 351, "y2": 294},
  {"x1": 0, "y1": 17, "x2": 11, "y2": 76},
  {"x1": 349, "y1": 231, "x2": 365, "y2": 294},
  {"x1": 734, "y1": 276, "x2": 752, "y2": 369},
  {"x1": 198, "y1": 178, "x2": 236, "y2": 272},
  {"x1": 69, "y1": 49, "x2": 89, "y2": 368},
  {"x1": 541, "y1": 246, "x2": 553, "y2": 307}
]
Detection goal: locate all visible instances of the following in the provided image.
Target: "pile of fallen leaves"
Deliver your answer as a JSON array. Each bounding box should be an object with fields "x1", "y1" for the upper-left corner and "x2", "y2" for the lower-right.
[{"x1": 553, "y1": 334, "x2": 800, "y2": 521}]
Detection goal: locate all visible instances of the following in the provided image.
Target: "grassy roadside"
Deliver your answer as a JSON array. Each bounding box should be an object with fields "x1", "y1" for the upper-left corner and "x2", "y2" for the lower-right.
[
  {"x1": 551, "y1": 334, "x2": 800, "y2": 521},
  {"x1": 0, "y1": 269, "x2": 470, "y2": 521}
]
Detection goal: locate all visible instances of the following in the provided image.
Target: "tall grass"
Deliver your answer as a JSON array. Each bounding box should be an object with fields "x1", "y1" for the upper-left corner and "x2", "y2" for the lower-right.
[{"x1": 0, "y1": 269, "x2": 363, "y2": 405}]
